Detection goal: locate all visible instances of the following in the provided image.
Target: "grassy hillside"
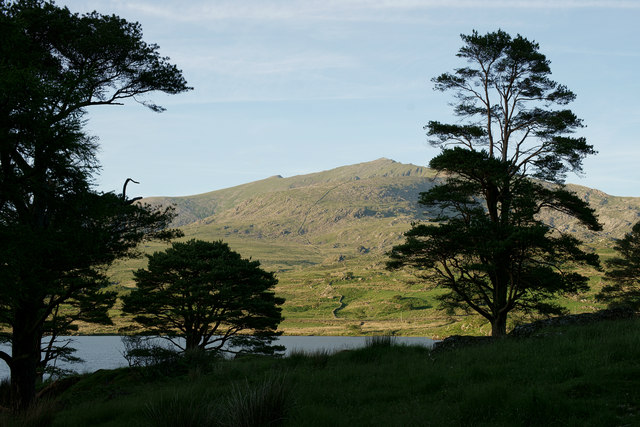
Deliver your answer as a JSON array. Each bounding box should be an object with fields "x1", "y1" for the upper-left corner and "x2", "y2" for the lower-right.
[
  {"x1": 101, "y1": 158, "x2": 640, "y2": 337},
  {"x1": 8, "y1": 317, "x2": 639, "y2": 426},
  {"x1": 143, "y1": 158, "x2": 435, "y2": 226}
]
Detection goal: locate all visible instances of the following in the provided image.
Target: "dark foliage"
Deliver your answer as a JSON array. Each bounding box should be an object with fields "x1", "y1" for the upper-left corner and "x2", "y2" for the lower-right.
[
  {"x1": 123, "y1": 239, "x2": 285, "y2": 356},
  {"x1": 0, "y1": 0, "x2": 190, "y2": 408},
  {"x1": 598, "y1": 221, "x2": 640, "y2": 309}
]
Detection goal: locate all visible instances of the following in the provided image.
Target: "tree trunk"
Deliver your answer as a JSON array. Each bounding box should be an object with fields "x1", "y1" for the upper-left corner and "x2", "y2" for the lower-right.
[
  {"x1": 10, "y1": 320, "x2": 41, "y2": 410},
  {"x1": 492, "y1": 251, "x2": 510, "y2": 338},
  {"x1": 491, "y1": 313, "x2": 507, "y2": 337},
  {"x1": 185, "y1": 331, "x2": 200, "y2": 351}
]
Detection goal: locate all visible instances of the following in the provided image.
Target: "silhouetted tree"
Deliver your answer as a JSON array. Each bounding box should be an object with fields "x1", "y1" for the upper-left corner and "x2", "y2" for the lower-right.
[
  {"x1": 0, "y1": 0, "x2": 190, "y2": 408},
  {"x1": 388, "y1": 30, "x2": 601, "y2": 337},
  {"x1": 597, "y1": 221, "x2": 640, "y2": 309},
  {"x1": 123, "y1": 240, "x2": 284, "y2": 356}
]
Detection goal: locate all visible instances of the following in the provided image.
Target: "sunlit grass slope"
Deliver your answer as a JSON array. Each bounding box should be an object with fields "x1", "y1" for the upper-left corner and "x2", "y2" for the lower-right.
[{"x1": 99, "y1": 158, "x2": 640, "y2": 337}]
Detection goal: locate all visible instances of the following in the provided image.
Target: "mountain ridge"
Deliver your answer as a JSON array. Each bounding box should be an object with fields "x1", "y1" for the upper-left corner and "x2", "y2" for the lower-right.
[
  {"x1": 135, "y1": 158, "x2": 640, "y2": 275},
  {"x1": 142, "y1": 158, "x2": 436, "y2": 227}
]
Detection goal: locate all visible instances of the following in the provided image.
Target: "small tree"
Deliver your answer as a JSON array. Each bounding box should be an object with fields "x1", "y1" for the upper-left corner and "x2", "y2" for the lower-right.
[
  {"x1": 597, "y1": 221, "x2": 640, "y2": 309},
  {"x1": 388, "y1": 30, "x2": 601, "y2": 337},
  {"x1": 122, "y1": 240, "x2": 285, "y2": 356}
]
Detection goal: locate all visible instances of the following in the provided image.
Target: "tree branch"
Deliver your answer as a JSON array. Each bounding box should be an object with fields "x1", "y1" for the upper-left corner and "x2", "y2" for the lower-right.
[{"x1": 0, "y1": 350, "x2": 12, "y2": 368}]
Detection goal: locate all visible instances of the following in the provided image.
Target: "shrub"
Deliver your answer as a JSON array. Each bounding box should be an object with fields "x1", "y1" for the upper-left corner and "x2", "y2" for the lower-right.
[{"x1": 121, "y1": 335, "x2": 179, "y2": 369}]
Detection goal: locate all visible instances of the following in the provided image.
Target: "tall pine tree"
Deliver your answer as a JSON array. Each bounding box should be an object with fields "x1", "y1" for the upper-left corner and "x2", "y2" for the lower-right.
[{"x1": 388, "y1": 30, "x2": 601, "y2": 337}]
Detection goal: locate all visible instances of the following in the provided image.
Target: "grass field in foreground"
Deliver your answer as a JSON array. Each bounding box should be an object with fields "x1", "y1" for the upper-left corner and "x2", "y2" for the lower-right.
[{"x1": 6, "y1": 316, "x2": 637, "y2": 426}]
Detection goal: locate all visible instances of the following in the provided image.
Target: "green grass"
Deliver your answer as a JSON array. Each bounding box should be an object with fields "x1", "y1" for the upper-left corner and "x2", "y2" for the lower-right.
[
  {"x1": 10, "y1": 316, "x2": 637, "y2": 426},
  {"x1": 97, "y1": 245, "x2": 615, "y2": 338}
]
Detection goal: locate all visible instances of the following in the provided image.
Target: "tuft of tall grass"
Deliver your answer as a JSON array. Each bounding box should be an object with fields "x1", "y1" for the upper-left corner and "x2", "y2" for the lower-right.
[
  {"x1": 286, "y1": 348, "x2": 332, "y2": 368},
  {"x1": 0, "y1": 398, "x2": 58, "y2": 427},
  {"x1": 144, "y1": 388, "x2": 216, "y2": 427},
  {"x1": 218, "y1": 373, "x2": 293, "y2": 427},
  {"x1": 364, "y1": 334, "x2": 396, "y2": 348}
]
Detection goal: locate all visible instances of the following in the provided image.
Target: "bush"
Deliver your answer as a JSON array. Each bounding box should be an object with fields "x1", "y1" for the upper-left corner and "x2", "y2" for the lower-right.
[{"x1": 121, "y1": 335, "x2": 179, "y2": 369}]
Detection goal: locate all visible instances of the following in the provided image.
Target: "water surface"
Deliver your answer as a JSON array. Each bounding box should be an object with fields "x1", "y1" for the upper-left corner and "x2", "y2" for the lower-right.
[{"x1": 0, "y1": 335, "x2": 436, "y2": 380}]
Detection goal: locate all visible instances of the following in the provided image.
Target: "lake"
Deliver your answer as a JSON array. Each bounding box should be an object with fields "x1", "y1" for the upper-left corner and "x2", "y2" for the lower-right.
[{"x1": 0, "y1": 335, "x2": 436, "y2": 380}]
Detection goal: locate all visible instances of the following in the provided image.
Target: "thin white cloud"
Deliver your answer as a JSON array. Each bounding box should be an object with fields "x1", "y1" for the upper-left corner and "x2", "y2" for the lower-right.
[{"x1": 119, "y1": 0, "x2": 640, "y2": 24}]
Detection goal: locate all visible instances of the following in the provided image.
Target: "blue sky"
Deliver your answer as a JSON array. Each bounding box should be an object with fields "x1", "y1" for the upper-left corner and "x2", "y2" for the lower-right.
[{"x1": 60, "y1": 1, "x2": 639, "y2": 197}]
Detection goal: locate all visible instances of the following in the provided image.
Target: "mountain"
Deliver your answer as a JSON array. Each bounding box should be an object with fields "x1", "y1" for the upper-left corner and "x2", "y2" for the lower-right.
[
  {"x1": 141, "y1": 158, "x2": 640, "y2": 271},
  {"x1": 143, "y1": 158, "x2": 435, "y2": 226},
  {"x1": 104, "y1": 158, "x2": 640, "y2": 337}
]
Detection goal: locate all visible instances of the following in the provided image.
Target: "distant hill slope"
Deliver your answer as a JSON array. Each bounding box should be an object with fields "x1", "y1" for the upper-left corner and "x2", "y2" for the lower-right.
[
  {"x1": 143, "y1": 158, "x2": 434, "y2": 225},
  {"x1": 141, "y1": 158, "x2": 640, "y2": 270},
  {"x1": 549, "y1": 183, "x2": 640, "y2": 243}
]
